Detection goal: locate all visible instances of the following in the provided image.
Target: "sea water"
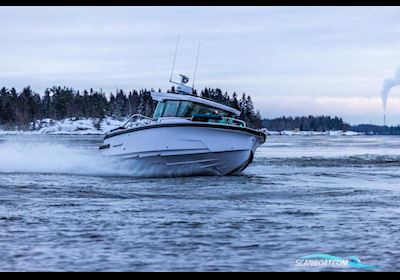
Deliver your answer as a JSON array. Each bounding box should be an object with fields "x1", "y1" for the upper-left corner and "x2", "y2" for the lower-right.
[{"x1": 0, "y1": 134, "x2": 399, "y2": 271}]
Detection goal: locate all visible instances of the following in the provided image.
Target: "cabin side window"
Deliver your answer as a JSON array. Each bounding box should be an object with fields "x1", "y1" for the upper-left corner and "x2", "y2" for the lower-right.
[
  {"x1": 180, "y1": 102, "x2": 233, "y2": 118},
  {"x1": 191, "y1": 104, "x2": 232, "y2": 117},
  {"x1": 153, "y1": 100, "x2": 233, "y2": 119}
]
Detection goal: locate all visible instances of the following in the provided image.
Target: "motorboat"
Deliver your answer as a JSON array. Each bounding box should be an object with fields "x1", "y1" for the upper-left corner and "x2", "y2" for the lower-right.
[{"x1": 99, "y1": 74, "x2": 266, "y2": 177}]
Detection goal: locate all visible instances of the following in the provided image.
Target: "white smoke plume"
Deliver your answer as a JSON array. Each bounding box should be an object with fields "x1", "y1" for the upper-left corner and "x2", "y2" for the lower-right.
[{"x1": 381, "y1": 66, "x2": 400, "y2": 112}]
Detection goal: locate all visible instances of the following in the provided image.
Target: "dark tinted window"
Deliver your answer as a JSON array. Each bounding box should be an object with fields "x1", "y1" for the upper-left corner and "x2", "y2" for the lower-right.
[{"x1": 153, "y1": 100, "x2": 233, "y2": 119}]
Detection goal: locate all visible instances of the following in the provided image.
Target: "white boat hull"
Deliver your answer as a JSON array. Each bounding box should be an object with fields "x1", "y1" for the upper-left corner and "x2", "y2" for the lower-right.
[{"x1": 101, "y1": 123, "x2": 265, "y2": 176}]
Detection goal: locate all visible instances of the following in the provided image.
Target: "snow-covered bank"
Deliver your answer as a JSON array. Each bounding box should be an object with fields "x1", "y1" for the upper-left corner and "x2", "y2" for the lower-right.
[
  {"x1": 261, "y1": 129, "x2": 361, "y2": 136},
  {"x1": 0, "y1": 117, "x2": 127, "y2": 135},
  {"x1": 0, "y1": 117, "x2": 361, "y2": 136}
]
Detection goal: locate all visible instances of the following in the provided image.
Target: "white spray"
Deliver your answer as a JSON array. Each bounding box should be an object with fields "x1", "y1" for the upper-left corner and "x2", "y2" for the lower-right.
[
  {"x1": 0, "y1": 141, "x2": 133, "y2": 176},
  {"x1": 381, "y1": 66, "x2": 400, "y2": 126},
  {"x1": 0, "y1": 140, "x2": 205, "y2": 177}
]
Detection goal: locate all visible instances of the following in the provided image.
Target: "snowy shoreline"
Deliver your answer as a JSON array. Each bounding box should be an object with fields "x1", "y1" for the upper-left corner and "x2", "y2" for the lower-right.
[
  {"x1": 0, "y1": 117, "x2": 126, "y2": 135},
  {"x1": 0, "y1": 117, "x2": 362, "y2": 136},
  {"x1": 260, "y1": 129, "x2": 361, "y2": 136}
]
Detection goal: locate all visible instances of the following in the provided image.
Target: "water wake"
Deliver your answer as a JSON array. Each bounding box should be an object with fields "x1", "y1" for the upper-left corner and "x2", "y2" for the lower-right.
[
  {"x1": 0, "y1": 140, "x2": 216, "y2": 177},
  {"x1": 0, "y1": 141, "x2": 147, "y2": 177}
]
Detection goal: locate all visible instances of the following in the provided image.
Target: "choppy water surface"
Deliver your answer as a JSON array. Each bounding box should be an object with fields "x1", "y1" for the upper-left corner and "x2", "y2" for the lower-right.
[{"x1": 0, "y1": 134, "x2": 399, "y2": 271}]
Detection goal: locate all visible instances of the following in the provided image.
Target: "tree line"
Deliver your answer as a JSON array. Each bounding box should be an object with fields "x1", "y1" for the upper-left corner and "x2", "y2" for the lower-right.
[
  {"x1": 262, "y1": 116, "x2": 400, "y2": 134},
  {"x1": 0, "y1": 86, "x2": 262, "y2": 129},
  {"x1": 351, "y1": 124, "x2": 400, "y2": 135},
  {"x1": 262, "y1": 116, "x2": 352, "y2": 132},
  {"x1": 6, "y1": 86, "x2": 397, "y2": 133}
]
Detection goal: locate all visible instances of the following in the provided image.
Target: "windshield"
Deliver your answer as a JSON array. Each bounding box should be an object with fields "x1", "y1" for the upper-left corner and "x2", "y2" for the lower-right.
[{"x1": 153, "y1": 100, "x2": 234, "y2": 119}]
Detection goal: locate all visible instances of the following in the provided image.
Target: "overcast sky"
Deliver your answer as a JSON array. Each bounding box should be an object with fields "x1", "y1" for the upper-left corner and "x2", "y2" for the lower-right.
[{"x1": 1, "y1": 6, "x2": 400, "y2": 125}]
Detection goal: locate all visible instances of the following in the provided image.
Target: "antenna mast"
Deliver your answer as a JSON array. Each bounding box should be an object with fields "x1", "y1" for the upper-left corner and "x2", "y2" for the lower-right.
[
  {"x1": 170, "y1": 35, "x2": 180, "y2": 82},
  {"x1": 192, "y1": 42, "x2": 201, "y2": 89}
]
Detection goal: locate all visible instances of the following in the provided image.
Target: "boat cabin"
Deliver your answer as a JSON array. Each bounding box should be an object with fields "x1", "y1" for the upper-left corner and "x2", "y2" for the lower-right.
[{"x1": 151, "y1": 91, "x2": 245, "y2": 127}]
